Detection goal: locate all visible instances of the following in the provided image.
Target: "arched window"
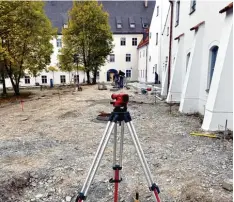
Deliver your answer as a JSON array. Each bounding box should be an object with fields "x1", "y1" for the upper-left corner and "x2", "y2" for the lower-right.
[{"x1": 208, "y1": 46, "x2": 219, "y2": 89}]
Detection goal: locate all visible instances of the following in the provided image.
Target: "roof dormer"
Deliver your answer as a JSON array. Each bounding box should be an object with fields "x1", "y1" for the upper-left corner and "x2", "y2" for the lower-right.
[
  {"x1": 116, "y1": 16, "x2": 122, "y2": 29},
  {"x1": 129, "y1": 17, "x2": 135, "y2": 28}
]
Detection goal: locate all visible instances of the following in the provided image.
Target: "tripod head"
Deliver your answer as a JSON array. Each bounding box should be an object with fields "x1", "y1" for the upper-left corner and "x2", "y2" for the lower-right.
[{"x1": 110, "y1": 93, "x2": 129, "y2": 108}]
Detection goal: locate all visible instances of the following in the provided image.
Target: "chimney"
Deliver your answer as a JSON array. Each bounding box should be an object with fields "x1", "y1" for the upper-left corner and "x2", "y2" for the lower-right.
[
  {"x1": 144, "y1": 0, "x2": 148, "y2": 7},
  {"x1": 143, "y1": 28, "x2": 148, "y2": 40}
]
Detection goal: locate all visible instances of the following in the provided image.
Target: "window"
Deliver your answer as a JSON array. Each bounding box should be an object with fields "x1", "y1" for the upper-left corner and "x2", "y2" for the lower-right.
[
  {"x1": 126, "y1": 70, "x2": 132, "y2": 78},
  {"x1": 155, "y1": 64, "x2": 157, "y2": 73},
  {"x1": 208, "y1": 46, "x2": 219, "y2": 89},
  {"x1": 167, "y1": 27, "x2": 169, "y2": 36},
  {"x1": 132, "y1": 38, "x2": 137, "y2": 46},
  {"x1": 41, "y1": 76, "x2": 47, "y2": 84},
  {"x1": 126, "y1": 54, "x2": 131, "y2": 62},
  {"x1": 143, "y1": 50, "x2": 145, "y2": 57},
  {"x1": 110, "y1": 54, "x2": 115, "y2": 62},
  {"x1": 142, "y1": 17, "x2": 149, "y2": 28},
  {"x1": 130, "y1": 23, "x2": 135, "y2": 28},
  {"x1": 63, "y1": 24, "x2": 68, "y2": 29},
  {"x1": 186, "y1": 52, "x2": 191, "y2": 72},
  {"x1": 120, "y1": 37, "x2": 126, "y2": 46},
  {"x1": 25, "y1": 76, "x2": 30, "y2": 84},
  {"x1": 116, "y1": 16, "x2": 122, "y2": 29},
  {"x1": 150, "y1": 32, "x2": 152, "y2": 39},
  {"x1": 190, "y1": 0, "x2": 196, "y2": 14},
  {"x1": 153, "y1": 66, "x2": 155, "y2": 73},
  {"x1": 56, "y1": 38, "x2": 62, "y2": 47},
  {"x1": 175, "y1": 1, "x2": 180, "y2": 26},
  {"x1": 156, "y1": 33, "x2": 158, "y2": 45},
  {"x1": 149, "y1": 56, "x2": 151, "y2": 62},
  {"x1": 117, "y1": 23, "x2": 122, "y2": 29},
  {"x1": 129, "y1": 17, "x2": 136, "y2": 28},
  {"x1": 140, "y1": 51, "x2": 141, "y2": 58},
  {"x1": 156, "y1": 6, "x2": 159, "y2": 16},
  {"x1": 60, "y1": 75, "x2": 66, "y2": 84},
  {"x1": 74, "y1": 75, "x2": 79, "y2": 83},
  {"x1": 143, "y1": 70, "x2": 144, "y2": 78}
]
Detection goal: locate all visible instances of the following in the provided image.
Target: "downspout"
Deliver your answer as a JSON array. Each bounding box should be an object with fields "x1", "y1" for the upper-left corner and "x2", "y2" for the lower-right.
[
  {"x1": 167, "y1": 0, "x2": 174, "y2": 94},
  {"x1": 145, "y1": 45, "x2": 148, "y2": 82}
]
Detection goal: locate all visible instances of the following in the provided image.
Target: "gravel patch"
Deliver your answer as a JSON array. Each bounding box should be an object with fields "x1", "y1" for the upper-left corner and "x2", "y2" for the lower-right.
[{"x1": 0, "y1": 85, "x2": 232, "y2": 202}]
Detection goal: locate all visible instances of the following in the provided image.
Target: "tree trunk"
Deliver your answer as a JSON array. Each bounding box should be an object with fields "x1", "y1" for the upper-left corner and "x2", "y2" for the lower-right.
[
  {"x1": 86, "y1": 70, "x2": 90, "y2": 84},
  {"x1": 11, "y1": 82, "x2": 20, "y2": 95},
  {"x1": 0, "y1": 71, "x2": 7, "y2": 95},
  {"x1": 92, "y1": 68, "x2": 98, "y2": 84},
  {"x1": 8, "y1": 73, "x2": 20, "y2": 96}
]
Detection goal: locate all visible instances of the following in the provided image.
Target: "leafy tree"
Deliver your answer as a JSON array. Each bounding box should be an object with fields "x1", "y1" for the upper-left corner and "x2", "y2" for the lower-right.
[
  {"x1": 47, "y1": 66, "x2": 58, "y2": 81},
  {"x1": 61, "y1": 1, "x2": 113, "y2": 84},
  {"x1": 0, "y1": 1, "x2": 56, "y2": 95},
  {"x1": 58, "y1": 47, "x2": 85, "y2": 84}
]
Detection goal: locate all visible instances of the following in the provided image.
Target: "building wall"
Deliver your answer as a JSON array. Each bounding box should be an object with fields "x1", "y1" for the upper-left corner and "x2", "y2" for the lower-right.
[
  {"x1": 138, "y1": 45, "x2": 148, "y2": 82},
  {"x1": 2, "y1": 70, "x2": 86, "y2": 89},
  {"x1": 147, "y1": 0, "x2": 170, "y2": 84},
  {"x1": 99, "y1": 34, "x2": 142, "y2": 82},
  {"x1": 170, "y1": 1, "x2": 228, "y2": 113},
  {"x1": 157, "y1": 0, "x2": 232, "y2": 130}
]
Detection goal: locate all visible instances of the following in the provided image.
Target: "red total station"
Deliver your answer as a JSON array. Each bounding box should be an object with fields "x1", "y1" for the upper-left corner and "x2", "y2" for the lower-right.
[{"x1": 111, "y1": 93, "x2": 129, "y2": 107}]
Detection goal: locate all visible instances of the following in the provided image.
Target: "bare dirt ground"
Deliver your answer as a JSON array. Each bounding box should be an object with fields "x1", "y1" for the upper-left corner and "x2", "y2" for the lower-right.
[{"x1": 0, "y1": 85, "x2": 232, "y2": 202}]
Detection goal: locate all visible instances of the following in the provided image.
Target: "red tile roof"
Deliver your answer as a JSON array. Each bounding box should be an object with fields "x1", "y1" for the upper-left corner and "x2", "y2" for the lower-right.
[
  {"x1": 219, "y1": 2, "x2": 233, "y2": 13},
  {"x1": 137, "y1": 36, "x2": 149, "y2": 49},
  {"x1": 174, "y1": 33, "x2": 184, "y2": 40},
  {"x1": 190, "y1": 21, "x2": 205, "y2": 31},
  {"x1": 137, "y1": 28, "x2": 149, "y2": 49}
]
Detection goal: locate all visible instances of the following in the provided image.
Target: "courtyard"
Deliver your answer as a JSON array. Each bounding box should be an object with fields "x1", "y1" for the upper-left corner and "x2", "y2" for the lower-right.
[{"x1": 0, "y1": 85, "x2": 232, "y2": 202}]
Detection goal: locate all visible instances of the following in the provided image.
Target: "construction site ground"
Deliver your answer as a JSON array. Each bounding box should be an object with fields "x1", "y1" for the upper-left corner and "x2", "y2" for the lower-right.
[{"x1": 0, "y1": 85, "x2": 233, "y2": 202}]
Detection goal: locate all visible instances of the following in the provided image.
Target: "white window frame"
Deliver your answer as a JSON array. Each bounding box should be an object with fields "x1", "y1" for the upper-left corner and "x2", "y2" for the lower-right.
[
  {"x1": 132, "y1": 38, "x2": 137, "y2": 46},
  {"x1": 130, "y1": 23, "x2": 135, "y2": 28},
  {"x1": 25, "y1": 76, "x2": 30, "y2": 84},
  {"x1": 60, "y1": 75, "x2": 66, "y2": 84},
  {"x1": 110, "y1": 54, "x2": 115, "y2": 62},
  {"x1": 120, "y1": 37, "x2": 126, "y2": 46},
  {"x1": 126, "y1": 70, "x2": 132, "y2": 78},
  {"x1": 126, "y1": 54, "x2": 131, "y2": 62},
  {"x1": 117, "y1": 23, "x2": 122, "y2": 29},
  {"x1": 175, "y1": 1, "x2": 180, "y2": 26},
  {"x1": 157, "y1": 6, "x2": 159, "y2": 16},
  {"x1": 156, "y1": 33, "x2": 158, "y2": 45},
  {"x1": 41, "y1": 75, "x2": 47, "y2": 84}
]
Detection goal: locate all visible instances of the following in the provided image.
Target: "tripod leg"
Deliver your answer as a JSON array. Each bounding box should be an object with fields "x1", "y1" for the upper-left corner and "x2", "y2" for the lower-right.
[
  {"x1": 77, "y1": 121, "x2": 116, "y2": 202},
  {"x1": 126, "y1": 122, "x2": 161, "y2": 202},
  {"x1": 83, "y1": 121, "x2": 116, "y2": 196},
  {"x1": 113, "y1": 121, "x2": 125, "y2": 202},
  {"x1": 113, "y1": 123, "x2": 117, "y2": 167},
  {"x1": 119, "y1": 121, "x2": 124, "y2": 167},
  {"x1": 113, "y1": 123, "x2": 119, "y2": 202}
]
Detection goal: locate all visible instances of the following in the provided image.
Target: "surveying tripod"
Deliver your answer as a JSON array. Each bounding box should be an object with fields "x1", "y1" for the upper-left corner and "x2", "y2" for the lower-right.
[{"x1": 74, "y1": 94, "x2": 161, "y2": 202}]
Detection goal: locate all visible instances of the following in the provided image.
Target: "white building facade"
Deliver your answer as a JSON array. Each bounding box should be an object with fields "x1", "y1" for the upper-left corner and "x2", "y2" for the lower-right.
[
  {"x1": 99, "y1": 34, "x2": 143, "y2": 82},
  {"x1": 0, "y1": 1, "x2": 155, "y2": 89},
  {"x1": 147, "y1": 0, "x2": 171, "y2": 85},
  {"x1": 146, "y1": 0, "x2": 233, "y2": 131}
]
